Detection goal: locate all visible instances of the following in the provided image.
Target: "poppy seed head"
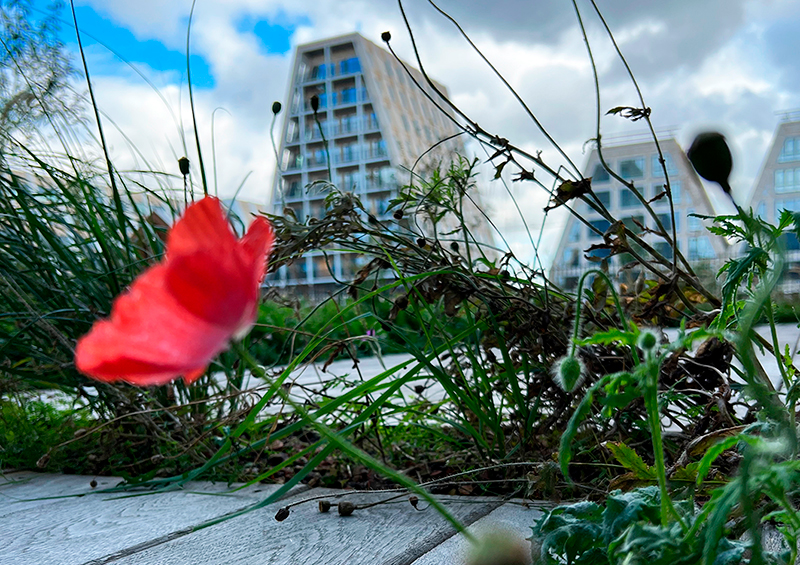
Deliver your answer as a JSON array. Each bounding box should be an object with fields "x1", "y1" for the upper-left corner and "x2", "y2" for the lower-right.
[
  {"x1": 178, "y1": 157, "x2": 190, "y2": 176},
  {"x1": 381, "y1": 31, "x2": 391, "y2": 42},
  {"x1": 271, "y1": 101, "x2": 282, "y2": 114}
]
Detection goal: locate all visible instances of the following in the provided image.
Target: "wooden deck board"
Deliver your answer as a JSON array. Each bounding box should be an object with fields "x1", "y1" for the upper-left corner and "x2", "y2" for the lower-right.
[
  {"x1": 109, "y1": 489, "x2": 501, "y2": 565},
  {"x1": 409, "y1": 502, "x2": 545, "y2": 565},
  {"x1": 1, "y1": 472, "x2": 295, "y2": 565}
]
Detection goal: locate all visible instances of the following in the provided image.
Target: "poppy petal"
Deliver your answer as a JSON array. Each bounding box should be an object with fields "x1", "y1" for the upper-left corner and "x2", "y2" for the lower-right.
[{"x1": 74, "y1": 197, "x2": 275, "y2": 387}]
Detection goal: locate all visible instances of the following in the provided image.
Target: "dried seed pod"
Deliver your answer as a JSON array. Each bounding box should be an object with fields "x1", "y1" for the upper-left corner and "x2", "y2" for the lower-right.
[
  {"x1": 310, "y1": 95, "x2": 320, "y2": 112},
  {"x1": 409, "y1": 496, "x2": 419, "y2": 508},
  {"x1": 416, "y1": 237, "x2": 427, "y2": 248},
  {"x1": 337, "y1": 501, "x2": 355, "y2": 517},
  {"x1": 414, "y1": 385, "x2": 425, "y2": 395},
  {"x1": 271, "y1": 101, "x2": 282, "y2": 114},
  {"x1": 275, "y1": 506, "x2": 290, "y2": 521},
  {"x1": 36, "y1": 453, "x2": 50, "y2": 468},
  {"x1": 394, "y1": 295, "x2": 409, "y2": 310},
  {"x1": 90, "y1": 479, "x2": 98, "y2": 488},
  {"x1": 381, "y1": 31, "x2": 391, "y2": 42},
  {"x1": 450, "y1": 242, "x2": 459, "y2": 252},
  {"x1": 178, "y1": 157, "x2": 190, "y2": 176},
  {"x1": 319, "y1": 500, "x2": 331, "y2": 513},
  {"x1": 393, "y1": 209, "x2": 404, "y2": 220}
]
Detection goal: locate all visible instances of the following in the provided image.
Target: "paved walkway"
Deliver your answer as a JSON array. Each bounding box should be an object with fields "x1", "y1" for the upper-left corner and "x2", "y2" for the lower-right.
[{"x1": 1, "y1": 472, "x2": 541, "y2": 565}]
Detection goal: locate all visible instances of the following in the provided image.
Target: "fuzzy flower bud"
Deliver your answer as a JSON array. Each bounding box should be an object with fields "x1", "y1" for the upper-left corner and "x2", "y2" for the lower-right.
[
  {"x1": 637, "y1": 329, "x2": 658, "y2": 351},
  {"x1": 552, "y1": 354, "x2": 585, "y2": 393}
]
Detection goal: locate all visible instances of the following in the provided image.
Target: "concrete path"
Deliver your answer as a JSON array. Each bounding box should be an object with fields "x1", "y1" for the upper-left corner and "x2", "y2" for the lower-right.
[{"x1": 0, "y1": 472, "x2": 541, "y2": 565}]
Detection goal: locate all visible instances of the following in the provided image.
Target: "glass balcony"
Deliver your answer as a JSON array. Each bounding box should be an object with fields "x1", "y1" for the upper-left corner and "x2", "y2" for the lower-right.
[{"x1": 335, "y1": 147, "x2": 360, "y2": 164}]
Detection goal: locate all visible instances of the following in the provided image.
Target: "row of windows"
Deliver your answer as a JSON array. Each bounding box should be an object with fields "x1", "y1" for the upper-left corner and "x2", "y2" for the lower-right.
[
  {"x1": 561, "y1": 235, "x2": 716, "y2": 267},
  {"x1": 288, "y1": 113, "x2": 380, "y2": 143},
  {"x1": 592, "y1": 153, "x2": 678, "y2": 183},
  {"x1": 778, "y1": 137, "x2": 800, "y2": 163},
  {"x1": 568, "y1": 207, "x2": 702, "y2": 242},
  {"x1": 305, "y1": 57, "x2": 362, "y2": 82},
  {"x1": 591, "y1": 181, "x2": 687, "y2": 210},
  {"x1": 775, "y1": 167, "x2": 800, "y2": 193}
]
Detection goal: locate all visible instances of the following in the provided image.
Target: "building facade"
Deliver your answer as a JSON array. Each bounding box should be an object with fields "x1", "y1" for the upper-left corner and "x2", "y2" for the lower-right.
[
  {"x1": 746, "y1": 115, "x2": 800, "y2": 292},
  {"x1": 270, "y1": 32, "x2": 466, "y2": 298},
  {"x1": 551, "y1": 138, "x2": 729, "y2": 289},
  {"x1": 746, "y1": 116, "x2": 800, "y2": 225}
]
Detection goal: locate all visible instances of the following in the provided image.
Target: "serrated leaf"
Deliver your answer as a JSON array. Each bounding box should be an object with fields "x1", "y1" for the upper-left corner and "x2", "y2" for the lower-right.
[
  {"x1": 605, "y1": 441, "x2": 656, "y2": 480},
  {"x1": 576, "y1": 327, "x2": 636, "y2": 347},
  {"x1": 696, "y1": 435, "x2": 742, "y2": 487}
]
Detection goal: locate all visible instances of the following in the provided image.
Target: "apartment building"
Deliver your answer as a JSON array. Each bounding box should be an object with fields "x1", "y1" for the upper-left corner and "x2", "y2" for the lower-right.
[
  {"x1": 746, "y1": 114, "x2": 800, "y2": 292},
  {"x1": 551, "y1": 137, "x2": 729, "y2": 289},
  {"x1": 270, "y1": 32, "x2": 468, "y2": 298}
]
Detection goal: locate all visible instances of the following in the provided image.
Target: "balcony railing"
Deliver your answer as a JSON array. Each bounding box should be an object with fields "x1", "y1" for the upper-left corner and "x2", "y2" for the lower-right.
[{"x1": 364, "y1": 147, "x2": 388, "y2": 160}]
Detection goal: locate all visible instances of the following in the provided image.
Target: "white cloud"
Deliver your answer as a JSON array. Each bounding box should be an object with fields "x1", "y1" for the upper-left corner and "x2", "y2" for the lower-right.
[{"x1": 62, "y1": 0, "x2": 800, "y2": 265}]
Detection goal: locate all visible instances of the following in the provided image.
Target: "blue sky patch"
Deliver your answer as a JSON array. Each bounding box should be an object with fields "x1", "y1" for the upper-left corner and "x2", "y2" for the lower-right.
[
  {"x1": 32, "y1": 2, "x2": 215, "y2": 88},
  {"x1": 236, "y1": 12, "x2": 310, "y2": 55}
]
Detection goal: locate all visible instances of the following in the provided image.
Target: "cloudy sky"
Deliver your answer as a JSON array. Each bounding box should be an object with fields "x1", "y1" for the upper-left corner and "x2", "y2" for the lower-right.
[{"x1": 32, "y1": 0, "x2": 800, "y2": 266}]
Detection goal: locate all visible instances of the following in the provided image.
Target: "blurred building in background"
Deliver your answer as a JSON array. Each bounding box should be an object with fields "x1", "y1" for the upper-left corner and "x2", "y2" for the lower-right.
[
  {"x1": 551, "y1": 136, "x2": 730, "y2": 290},
  {"x1": 269, "y1": 32, "x2": 479, "y2": 299},
  {"x1": 746, "y1": 112, "x2": 800, "y2": 293}
]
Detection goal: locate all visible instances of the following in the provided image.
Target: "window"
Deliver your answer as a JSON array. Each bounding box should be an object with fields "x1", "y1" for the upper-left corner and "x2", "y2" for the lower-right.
[
  {"x1": 779, "y1": 137, "x2": 800, "y2": 163},
  {"x1": 652, "y1": 153, "x2": 678, "y2": 177},
  {"x1": 756, "y1": 201, "x2": 766, "y2": 220},
  {"x1": 287, "y1": 259, "x2": 308, "y2": 281},
  {"x1": 621, "y1": 188, "x2": 643, "y2": 208},
  {"x1": 656, "y1": 213, "x2": 672, "y2": 232},
  {"x1": 619, "y1": 157, "x2": 645, "y2": 180},
  {"x1": 783, "y1": 233, "x2": 800, "y2": 251},
  {"x1": 589, "y1": 218, "x2": 611, "y2": 239},
  {"x1": 338, "y1": 171, "x2": 360, "y2": 191},
  {"x1": 568, "y1": 221, "x2": 582, "y2": 242},
  {"x1": 654, "y1": 241, "x2": 674, "y2": 261},
  {"x1": 310, "y1": 64, "x2": 327, "y2": 81},
  {"x1": 594, "y1": 191, "x2": 611, "y2": 208},
  {"x1": 688, "y1": 237, "x2": 715, "y2": 261},
  {"x1": 775, "y1": 168, "x2": 800, "y2": 193},
  {"x1": 688, "y1": 209, "x2": 701, "y2": 232},
  {"x1": 622, "y1": 215, "x2": 644, "y2": 234},
  {"x1": 563, "y1": 248, "x2": 580, "y2": 267},
  {"x1": 592, "y1": 163, "x2": 610, "y2": 183},
  {"x1": 339, "y1": 57, "x2": 361, "y2": 75},
  {"x1": 776, "y1": 199, "x2": 800, "y2": 218},
  {"x1": 339, "y1": 88, "x2": 358, "y2": 105},
  {"x1": 339, "y1": 143, "x2": 359, "y2": 163}
]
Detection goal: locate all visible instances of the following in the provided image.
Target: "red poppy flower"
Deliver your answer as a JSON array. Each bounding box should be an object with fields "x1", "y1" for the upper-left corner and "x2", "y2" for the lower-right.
[{"x1": 75, "y1": 197, "x2": 274, "y2": 386}]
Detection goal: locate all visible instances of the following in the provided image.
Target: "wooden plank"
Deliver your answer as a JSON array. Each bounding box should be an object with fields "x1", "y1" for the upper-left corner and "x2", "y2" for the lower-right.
[
  {"x1": 409, "y1": 501, "x2": 546, "y2": 565},
  {"x1": 0, "y1": 472, "x2": 122, "y2": 518},
  {"x1": 109, "y1": 490, "x2": 501, "y2": 565},
  {"x1": 0, "y1": 475, "x2": 295, "y2": 565}
]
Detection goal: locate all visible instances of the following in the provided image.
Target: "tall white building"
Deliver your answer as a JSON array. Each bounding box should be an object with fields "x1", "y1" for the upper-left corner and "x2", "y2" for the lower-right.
[
  {"x1": 551, "y1": 137, "x2": 729, "y2": 289},
  {"x1": 270, "y1": 32, "x2": 468, "y2": 298},
  {"x1": 747, "y1": 115, "x2": 800, "y2": 226},
  {"x1": 746, "y1": 114, "x2": 800, "y2": 291}
]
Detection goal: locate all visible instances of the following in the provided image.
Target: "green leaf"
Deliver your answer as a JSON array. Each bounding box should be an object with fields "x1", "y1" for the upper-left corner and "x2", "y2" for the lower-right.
[
  {"x1": 605, "y1": 441, "x2": 656, "y2": 480},
  {"x1": 720, "y1": 247, "x2": 768, "y2": 311},
  {"x1": 696, "y1": 435, "x2": 742, "y2": 487},
  {"x1": 576, "y1": 327, "x2": 636, "y2": 347}
]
